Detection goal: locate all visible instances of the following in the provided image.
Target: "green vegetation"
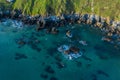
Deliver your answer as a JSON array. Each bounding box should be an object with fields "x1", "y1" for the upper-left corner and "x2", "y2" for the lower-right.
[{"x1": 0, "y1": 0, "x2": 120, "y2": 20}]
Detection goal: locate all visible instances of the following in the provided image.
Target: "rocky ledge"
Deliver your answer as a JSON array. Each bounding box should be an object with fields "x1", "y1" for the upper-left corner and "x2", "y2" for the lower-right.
[{"x1": 0, "y1": 9, "x2": 120, "y2": 46}]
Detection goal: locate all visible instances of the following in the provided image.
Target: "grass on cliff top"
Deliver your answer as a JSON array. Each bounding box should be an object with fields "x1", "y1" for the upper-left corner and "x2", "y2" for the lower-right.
[{"x1": 0, "y1": 0, "x2": 120, "y2": 20}]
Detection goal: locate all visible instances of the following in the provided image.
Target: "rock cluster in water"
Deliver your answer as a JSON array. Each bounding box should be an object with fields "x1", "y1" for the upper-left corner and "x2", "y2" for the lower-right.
[{"x1": 0, "y1": 9, "x2": 120, "y2": 45}]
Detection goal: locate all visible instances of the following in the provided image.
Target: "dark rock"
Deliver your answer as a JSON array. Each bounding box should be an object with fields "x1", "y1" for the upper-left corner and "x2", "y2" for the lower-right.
[
  {"x1": 51, "y1": 27, "x2": 59, "y2": 34},
  {"x1": 17, "y1": 40, "x2": 26, "y2": 45},
  {"x1": 36, "y1": 19, "x2": 45, "y2": 31},
  {"x1": 15, "y1": 53, "x2": 27, "y2": 60},
  {"x1": 50, "y1": 76, "x2": 58, "y2": 80},
  {"x1": 45, "y1": 65, "x2": 55, "y2": 74},
  {"x1": 40, "y1": 74, "x2": 48, "y2": 79},
  {"x1": 69, "y1": 46, "x2": 80, "y2": 53}
]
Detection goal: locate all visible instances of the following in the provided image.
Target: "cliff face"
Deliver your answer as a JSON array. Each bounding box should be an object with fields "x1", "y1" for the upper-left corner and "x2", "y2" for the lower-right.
[{"x1": 0, "y1": 0, "x2": 120, "y2": 20}]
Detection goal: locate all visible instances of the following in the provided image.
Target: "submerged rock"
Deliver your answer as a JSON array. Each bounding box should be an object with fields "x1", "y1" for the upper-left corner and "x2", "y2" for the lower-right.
[
  {"x1": 76, "y1": 61, "x2": 82, "y2": 67},
  {"x1": 56, "y1": 62, "x2": 65, "y2": 69},
  {"x1": 91, "y1": 74, "x2": 98, "y2": 80},
  {"x1": 47, "y1": 48, "x2": 57, "y2": 56},
  {"x1": 97, "y1": 70, "x2": 109, "y2": 77},
  {"x1": 45, "y1": 65, "x2": 55, "y2": 74},
  {"x1": 54, "y1": 55, "x2": 62, "y2": 62},
  {"x1": 40, "y1": 73, "x2": 48, "y2": 79},
  {"x1": 30, "y1": 44, "x2": 41, "y2": 52},
  {"x1": 14, "y1": 53, "x2": 27, "y2": 60},
  {"x1": 50, "y1": 76, "x2": 58, "y2": 80},
  {"x1": 82, "y1": 55, "x2": 92, "y2": 61}
]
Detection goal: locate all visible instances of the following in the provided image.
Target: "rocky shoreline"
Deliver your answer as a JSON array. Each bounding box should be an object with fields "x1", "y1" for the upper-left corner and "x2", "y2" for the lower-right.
[{"x1": 0, "y1": 9, "x2": 120, "y2": 46}]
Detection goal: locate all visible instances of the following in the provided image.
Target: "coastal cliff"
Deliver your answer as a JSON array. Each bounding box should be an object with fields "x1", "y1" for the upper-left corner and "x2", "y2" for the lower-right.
[{"x1": 0, "y1": 0, "x2": 120, "y2": 20}]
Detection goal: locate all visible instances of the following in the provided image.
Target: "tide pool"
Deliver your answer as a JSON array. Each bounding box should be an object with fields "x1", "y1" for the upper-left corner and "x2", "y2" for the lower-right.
[{"x1": 0, "y1": 20, "x2": 120, "y2": 80}]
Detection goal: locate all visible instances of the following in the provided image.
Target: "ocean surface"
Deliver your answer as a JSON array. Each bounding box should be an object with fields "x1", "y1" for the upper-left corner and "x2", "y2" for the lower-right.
[{"x1": 0, "y1": 19, "x2": 120, "y2": 80}]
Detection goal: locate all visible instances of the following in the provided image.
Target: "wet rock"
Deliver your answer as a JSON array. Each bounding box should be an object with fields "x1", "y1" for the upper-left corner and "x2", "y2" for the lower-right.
[
  {"x1": 17, "y1": 40, "x2": 26, "y2": 45},
  {"x1": 36, "y1": 19, "x2": 45, "y2": 31},
  {"x1": 45, "y1": 65, "x2": 55, "y2": 74},
  {"x1": 69, "y1": 46, "x2": 80, "y2": 53},
  {"x1": 40, "y1": 73, "x2": 48, "y2": 79},
  {"x1": 50, "y1": 76, "x2": 58, "y2": 80},
  {"x1": 82, "y1": 14, "x2": 89, "y2": 22},
  {"x1": 66, "y1": 30, "x2": 73, "y2": 38},
  {"x1": 101, "y1": 37, "x2": 111, "y2": 42},
  {"x1": 11, "y1": 9, "x2": 22, "y2": 19},
  {"x1": 51, "y1": 27, "x2": 59, "y2": 34},
  {"x1": 6, "y1": 0, "x2": 14, "y2": 3},
  {"x1": 15, "y1": 53, "x2": 27, "y2": 60},
  {"x1": 97, "y1": 70, "x2": 109, "y2": 77}
]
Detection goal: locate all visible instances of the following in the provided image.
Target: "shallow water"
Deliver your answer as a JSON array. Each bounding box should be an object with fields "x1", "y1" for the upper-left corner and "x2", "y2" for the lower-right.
[{"x1": 0, "y1": 20, "x2": 120, "y2": 80}]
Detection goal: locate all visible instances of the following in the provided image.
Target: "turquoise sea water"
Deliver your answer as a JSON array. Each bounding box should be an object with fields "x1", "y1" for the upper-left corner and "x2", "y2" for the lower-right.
[{"x1": 0, "y1": 19, "x2": 120, "y2": 80}]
